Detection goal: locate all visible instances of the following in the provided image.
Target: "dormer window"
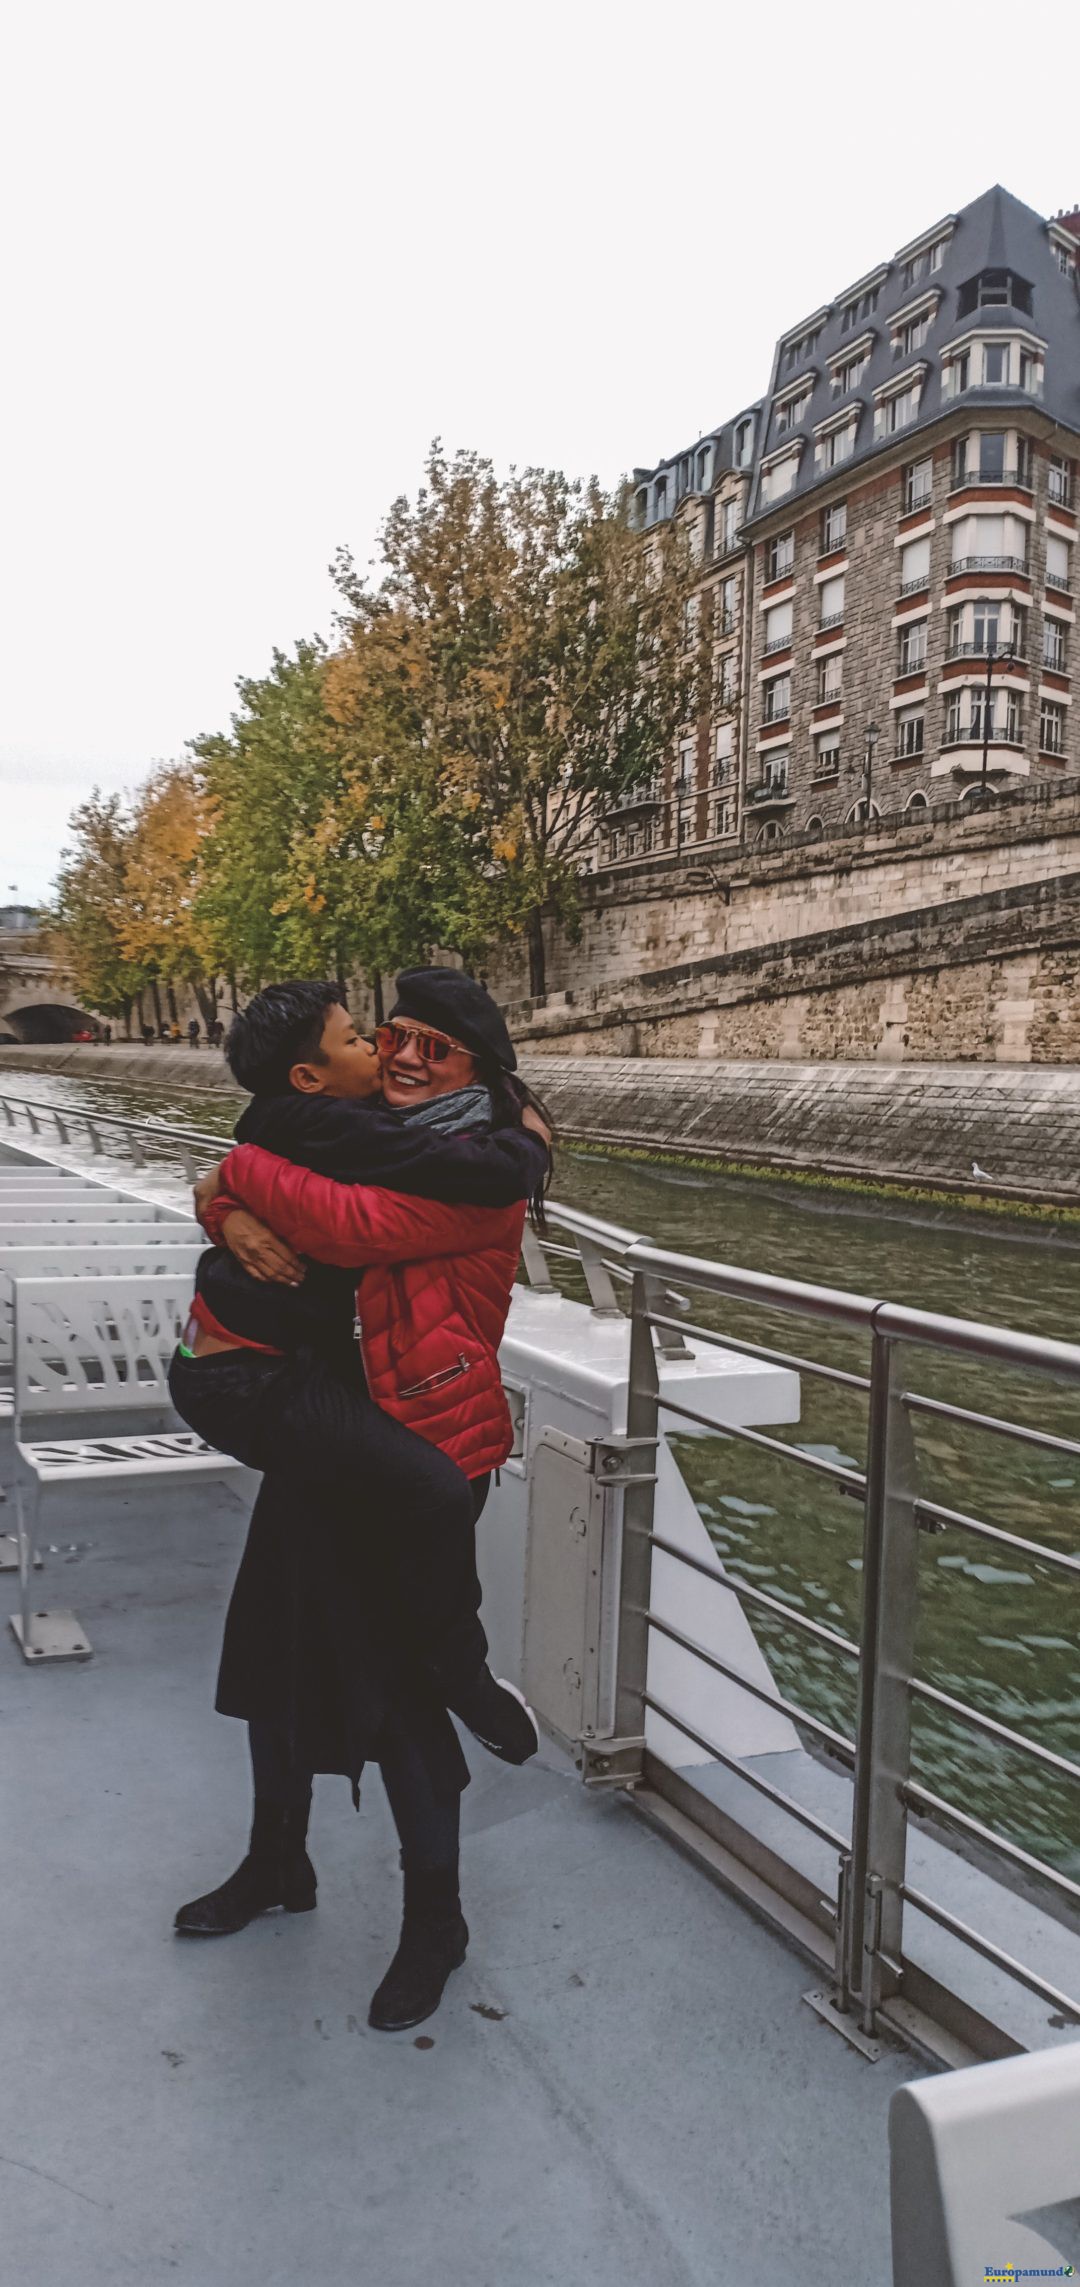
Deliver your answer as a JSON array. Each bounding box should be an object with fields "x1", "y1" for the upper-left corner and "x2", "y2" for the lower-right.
[
  {"x1": 957, "y1": 270, "x2": 1034, "y2": 317},
  {"x1": 760, "y1": 446, "x2": 802, "y2": 504},
  {"x1": 874, "y1": 364, "x2": 928, "y2": 439},
  {"x1": 733, "y1": 416, "x2": 754, "y2": 467},
  {"x1": 782, "y1": 323, "x2": 824, "y2": 374},
  {"x1": 841, "y1": 286, "x2": 880, "y2": 332},
  {"x1": 890, "y1": 293, "x2": 940, "y2": 359},
  {"x1": 774, "y1": 385, "x2": 813, "y2": 435},
  {"x1": 829, "y1": 332, "x2": 874, "y2": 397},
  {"x1": 814, "y1": 410, "x2": 859, "y2": 470},
  {"x1": 901, "y1": 239, "x2": 947, "y2": 290}
]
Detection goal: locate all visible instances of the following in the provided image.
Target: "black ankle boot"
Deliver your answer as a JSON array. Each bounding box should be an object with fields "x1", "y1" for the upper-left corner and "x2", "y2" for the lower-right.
[
  {"x1": 368, "y1": 1864, "x2": 468, "y2": 2032},
  {"x1": 174, "y1": 1800, "x2": 317, "y2": 1937}
]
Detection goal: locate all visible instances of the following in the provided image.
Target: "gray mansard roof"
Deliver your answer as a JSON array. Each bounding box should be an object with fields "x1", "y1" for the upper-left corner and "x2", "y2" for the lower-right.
[
  {"x1": 744, "y1": 184, "x2": 1080, "y2": 528},
  {"x1": 633, "y1": 404, "x2": 762, "y2": 528}
]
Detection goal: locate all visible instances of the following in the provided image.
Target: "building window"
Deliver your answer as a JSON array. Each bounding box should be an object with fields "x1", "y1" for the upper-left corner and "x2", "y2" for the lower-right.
[
  {"x1": 1048, "y1": 456, "x2": 1073, "y2": 509},
  {"x1": 775, "y1": 388, "x2": 811, "y2": 435},
  {"x1": 717, "y1": 574, "x2": 738, "y2": 633},
  {"x1": 1040, "y1": 698, "x2": 1067, "y2": 755},
  {"x1": 762, "y1": 674, "x2": 791, "y2": 725},
  {"x1": 901, "y1": 240, "x2": 946, "y2": 289},
  {"x1": 712, "y1": 797, "x2": 734, "y2": 838},
  {"x1": 1046, "y1": 534, "x2": 1072, "y2": 593},
  {"x1": 1057, "y1": 243, "x2": 1077, "y2": 278},
  {"x1": 875, "y1": 381, "x2": 922, "y2": 438},
  {"x1": 718, "y1": 497, "x2": 739, "y2": 553},
  {"x1": 713, "y1": 722, "x2": 734, "y2": 782},
  {"x1": 813, "y1": 731, "x2": 841, "y2": 778},
  {"x1": 946, "y1": 350, "x2": 971, "y2": 396},
  {"x1": 967, "y1": 688, "x2": 1021, "y2": 744},
  {"x1": 677, "y1": 737, "x2": 696, "y2": 790},
  {"x1": 894, "y1": 308, "x2": 933, "y2": 358},
  {"x1": 819, "y1": 572, "x2": 845, "y2": 628},
  {"x1": 1019, "y1": 348, "x2": 1043, "y2": 395},
  {"x1": 983, "y1": 342, "x2": 1009, "y2": 385},
  {"x1": 716, "y1": 653, "x2": 736, "y2": 708},
  {"x1": 733, "y1": 417, "x2": 754, "y2": 466},
  {"x1": 840, "y1": 285, "x2": 880, "y2": 331},
  {"x1": 817, "y1": 652, "x2": 842, "y2": 705},
  {"x1": 895, "y1": 707, "x2": 925, "y2": 758},
  {"x1": 817, "y1": 418, "x2": 858, "y2": 470},
  {"x1": 763, "y1": 598, "x2": 793, "y2": 654},
  {"x1": 831, "y1": 347, "x2": 871, "y2": 396},
  {"x1": 766, "y1": 532, "x2": 794, "y2": 583},
  {"x1": 763, "y1": 750, "x2": 789, "y2": 791},
  {"x1": 905, "y1": 790, "x2": 929, "y2": 814},
  {"x1": 899, "y1": 534, "x2": 931, "y2": 593},
  {"x1": 904, "y1": 458, "x2": 933, "y2": 513},
  {"x1": 1043, "y1": 617, "x2": 1067, "y2": 672},
  {"x1": 761, "y1": 450, "x2": 800, "y2": 503},
  {"x1": 898, "y1": 619, "x2": 927, "y2": 674},
  {"x1": 949, "y1": 513, "x2": 1028, "y2": 576},
  {"x1": 608, "y1": 830, "x2": 622, "y2": 862},
  {"x1": 782, "y1": 330, "x2": 821, "y2": 374},
  {"x1": 683, "y1": 595, "x2": 700, "y2": 646},
  {"x1": 822, "y1": 501, "x2": 847, "y2": 553},
  {"x1": 957, "y1": 270, "x2": 1034, "y2": 317}
]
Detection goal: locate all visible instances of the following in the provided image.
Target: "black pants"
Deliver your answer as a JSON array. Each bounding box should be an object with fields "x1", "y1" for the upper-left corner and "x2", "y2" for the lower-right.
[
  {"x1": 169, "y1": 1344, "x2": 491, "y2": 1707},
  {"x1": 249, "y1": 1714, "x2": 460, "y2": 1871}
]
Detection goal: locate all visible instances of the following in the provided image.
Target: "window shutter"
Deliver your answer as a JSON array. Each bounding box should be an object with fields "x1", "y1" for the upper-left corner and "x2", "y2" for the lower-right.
[
  {"x1": 901, "y1": 537, "x2": 931, "y2": 584},
  {"x1": 765, "y1": 600, "x2": 793, "y2": 646},
  {"x1": 820, "y1": 574, "x2": 845, "y2": 618}
]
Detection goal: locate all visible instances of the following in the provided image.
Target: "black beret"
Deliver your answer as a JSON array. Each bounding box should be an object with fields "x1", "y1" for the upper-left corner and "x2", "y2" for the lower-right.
[{"x1": 390, "y1": 967, "x2": 517, "y2": 1072}]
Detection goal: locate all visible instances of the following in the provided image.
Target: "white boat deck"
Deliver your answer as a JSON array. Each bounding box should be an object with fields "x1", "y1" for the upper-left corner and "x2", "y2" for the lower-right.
[{"x1": 0, "y1": 1134, "x2": 922, "y2": 2284}]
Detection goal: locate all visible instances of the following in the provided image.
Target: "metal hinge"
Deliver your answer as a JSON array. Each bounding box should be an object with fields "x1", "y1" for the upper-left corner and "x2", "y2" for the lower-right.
[
  {"x1": 588, "y1": 1434, "x2": 658, "y2": 1487},
  {"x1": 579, "y1": 1735, "x2": 646, "y2": 1787}
]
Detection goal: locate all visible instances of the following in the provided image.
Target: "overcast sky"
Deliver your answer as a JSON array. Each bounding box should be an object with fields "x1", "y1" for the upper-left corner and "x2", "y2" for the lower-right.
[{"x1": 3, "y1": 0, "x2": 1075, "y2": 902}]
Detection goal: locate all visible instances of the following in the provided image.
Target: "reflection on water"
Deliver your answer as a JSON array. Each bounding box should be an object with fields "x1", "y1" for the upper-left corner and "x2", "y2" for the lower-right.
[{"x1": 6, "y1": 1068, "x2": 1080, "y2": 1875}]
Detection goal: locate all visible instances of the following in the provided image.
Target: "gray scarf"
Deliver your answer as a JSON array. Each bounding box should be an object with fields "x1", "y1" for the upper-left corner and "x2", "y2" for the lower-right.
[{"x1": 398, "y1": 1083, "x2": 493, "y2": 1136}]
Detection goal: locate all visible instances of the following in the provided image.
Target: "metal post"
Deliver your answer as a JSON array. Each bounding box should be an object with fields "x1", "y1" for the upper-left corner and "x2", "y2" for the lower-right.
[
  {"x1": 843, "y1": 1330, "x2": 919, "y2": 2034},
  {"x1": 980, "y1": 633, "x2": 996, "y2": 793},
  {"x1": 611, "y1": 1270, "x2": 662, "y2": 1767},
  {"x1": 863, "y1": 722, "x2": 880, "y2": 823}
]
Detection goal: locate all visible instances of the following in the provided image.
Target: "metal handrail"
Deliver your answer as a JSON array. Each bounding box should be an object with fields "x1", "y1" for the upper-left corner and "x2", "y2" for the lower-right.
[{"x1": 611, "y1": 1234, "x2": 1080, "y2": 2047}]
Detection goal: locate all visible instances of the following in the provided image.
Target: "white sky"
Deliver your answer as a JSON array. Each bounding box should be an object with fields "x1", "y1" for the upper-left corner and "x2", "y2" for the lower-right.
[{"x1": 2, "y1": 0, "x2": 1075, "y2": 902}]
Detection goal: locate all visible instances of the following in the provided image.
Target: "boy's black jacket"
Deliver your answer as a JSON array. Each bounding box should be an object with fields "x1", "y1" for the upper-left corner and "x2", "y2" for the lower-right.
[
  {"x1": 232, "y1": 1091, "x2": 549, "y2": 1205},
  {"x1": 195, "y1": 1091, "x2": 549, "y2": 1364}
]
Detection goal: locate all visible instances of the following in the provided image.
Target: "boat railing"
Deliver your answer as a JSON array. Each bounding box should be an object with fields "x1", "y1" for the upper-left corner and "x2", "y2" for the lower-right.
[
  {"x1": 7, "y1": 1084, "x2": 1080, "y2": 2061},
  {"x1": 608, "y1": 1238, "x2": 1080, "y2": 2060}
]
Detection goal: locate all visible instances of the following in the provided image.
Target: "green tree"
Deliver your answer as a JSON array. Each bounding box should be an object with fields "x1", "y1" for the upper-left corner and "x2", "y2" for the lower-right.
[
  {"x1": 332, "y1": 443, "x2": 701, "y2": 997},
  {"x1": 120, "y1": 763, "x2": 220, "y2": 1028}
]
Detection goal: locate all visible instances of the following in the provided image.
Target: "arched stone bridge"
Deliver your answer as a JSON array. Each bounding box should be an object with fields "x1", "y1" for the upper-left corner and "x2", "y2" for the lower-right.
[{"x1": 0, "y1": 933, "x2": 95, "y2": 1042}]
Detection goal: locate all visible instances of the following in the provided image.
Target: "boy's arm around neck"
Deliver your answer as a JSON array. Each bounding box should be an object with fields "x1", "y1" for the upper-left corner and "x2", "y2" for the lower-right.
[{"x1": 235, "y1": 1091, "x2": 548, "y2": 1205}]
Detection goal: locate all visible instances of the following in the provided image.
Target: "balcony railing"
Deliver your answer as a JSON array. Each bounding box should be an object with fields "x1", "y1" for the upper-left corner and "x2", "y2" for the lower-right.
[
  {"x1": 897, "y1": 575, "x2": 930, "y2": 596},
  {"x1": 812, "y1": 755, "x2": 841, "y2": 779},
  {"x1": 949, "y1": 556, "x2": 1028, "y2": 577},
  {"x1": 762, "y1": 705, "x2": 791, "y2": 727},
  {"x1": 1048, "y1": 477, "x2": 1073, "y2": 509},
  {"x1": 1046, "y1": 571, "x2": 1072, "y2": 593},
  {"x1": 818, "y1": 610, "x2": 845, "y2": 631},
  {"x1": 944, "y1": 640, "x2": 1027, "y2": 663},
  {"x1": 903, "y1": 487, "x2": 933, "y2": 515},
  {"x1": 765, "y1": 561, "x2": 794, "y2": 585},
  {"x1": 819, "y1": 531, "x2": 847, "y2": 557},
  {"x1": 948, "y1": 466, "x2": 1034, "y2": 493},
  {"x1": 943, "y1": 721, "x2": 1024, "y2": 747},
  {"x1": 605, "y1": 782, "x2": 663, "y2": 817},
  {"x1": 749, "y1": 779, "x2": 792, "y2": 804},
  {"x1": 762, "y1": 635, "x2": 792, "y2": 656}
]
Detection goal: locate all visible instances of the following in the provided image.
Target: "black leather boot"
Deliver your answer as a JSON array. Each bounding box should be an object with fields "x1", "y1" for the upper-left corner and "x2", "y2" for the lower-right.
[
  {"x1": 368, "y1": 1864, "x2": 468, "y2": 2031},
  {"x1": 174, "y1": 1800, "x2": 317, "y2": 1937}
]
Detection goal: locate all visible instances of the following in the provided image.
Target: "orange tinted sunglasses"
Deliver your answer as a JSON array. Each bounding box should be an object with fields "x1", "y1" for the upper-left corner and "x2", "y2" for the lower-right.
[{"x1": 374, "y1": 1020, "x2": 465, "y2": 1065}]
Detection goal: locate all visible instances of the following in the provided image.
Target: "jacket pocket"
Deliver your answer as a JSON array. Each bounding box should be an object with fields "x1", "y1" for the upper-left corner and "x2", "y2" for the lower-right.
[{"x1": 398, "y1": 1351, "x2": 473, "y2": 1399}]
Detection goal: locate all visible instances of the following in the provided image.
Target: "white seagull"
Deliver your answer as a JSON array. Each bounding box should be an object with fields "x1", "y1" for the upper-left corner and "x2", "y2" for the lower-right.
[{"x1": 971, "y1": 1162, "x2": 992, "y2": 1181}]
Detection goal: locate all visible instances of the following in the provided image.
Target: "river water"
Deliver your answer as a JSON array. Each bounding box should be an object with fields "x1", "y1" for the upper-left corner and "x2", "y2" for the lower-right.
[{"x1": 5, "y1": 1065, "x2": 1080, "y2": 1881}]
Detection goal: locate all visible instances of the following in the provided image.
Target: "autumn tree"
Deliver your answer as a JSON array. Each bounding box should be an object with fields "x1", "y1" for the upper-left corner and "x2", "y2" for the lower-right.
[
  {"x1": 117, "y1": 762, "x2": 221, "y2": 1029},
  {"x1": 47, "y1": 792, "x2": 149, "y2": 1034},
  {"x1": 331, "y1": 443, "x2": 701, "y2": 997}
]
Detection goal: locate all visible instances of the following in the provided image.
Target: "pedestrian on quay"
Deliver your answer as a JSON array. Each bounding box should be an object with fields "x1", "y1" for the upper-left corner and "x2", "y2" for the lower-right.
[
  {"x1": 170, "y1": 970, "x2": 553, "y2": 2032},
  {"x1": 142, "y1": 1024, "x2": 154, "y2": 1046},
  {"x1": 188, "y1": 1017, "x2": 200, "y2": 1048}
]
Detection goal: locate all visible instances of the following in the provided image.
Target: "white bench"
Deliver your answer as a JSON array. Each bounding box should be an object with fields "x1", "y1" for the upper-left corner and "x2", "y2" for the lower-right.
[
  {"x1": 0, "y1": 1197, "x2": 177, "y2": 1224},
  {"x1": 0, "y1": 1220, "x2": 202, "y2": 1254},
  {"x1": 10, "y1": 1273, "x2": 251, "y2": 1663},
  {"x1": 0, "y1": 1242, "x2": 204, "y2": 1562}
]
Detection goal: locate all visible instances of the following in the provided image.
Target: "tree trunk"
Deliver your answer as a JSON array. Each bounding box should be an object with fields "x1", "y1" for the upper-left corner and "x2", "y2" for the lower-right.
[
  {"x1": 335, "y1": 955, "x2": 348, "y2": 1003},
  {"x1": 165, "y1": 980, "x2": 179, "y2": 1025},
  {"x1": 193, "y1": 979, "x2": 217, "y2": 1030},
  {"x1": 370, "y1": 969, "x2": 385, "y2": 1026},
  {"x1": 149, "y1": 978, "x2": 163, "y2": 1032},
  {"x1": 121, "y1": 997, "x2": 132, "y2": 1041},
  {"x1": 229, "y1": 973, "x2": 239, "y2": 1015},
  {"x1": 526, "y1": 906, "x2": 546, "y2": 1001}
]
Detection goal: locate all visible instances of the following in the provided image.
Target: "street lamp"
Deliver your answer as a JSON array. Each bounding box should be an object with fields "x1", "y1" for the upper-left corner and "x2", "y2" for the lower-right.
[
  {"x1": 980, "y1": 632, "x2": 1015, "y2": 799},
  {"x1": 863, "y1": 722, "x2": 880, "y2": 822}
]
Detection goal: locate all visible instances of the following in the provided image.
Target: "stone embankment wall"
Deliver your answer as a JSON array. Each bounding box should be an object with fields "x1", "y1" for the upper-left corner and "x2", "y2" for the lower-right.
[
  {"x1": 2, "y1": 1042, "x2": 1080, "y2": 1201},
  {"x1": 483, "y1": 782, "x2": 1080, "y2": 1064}
]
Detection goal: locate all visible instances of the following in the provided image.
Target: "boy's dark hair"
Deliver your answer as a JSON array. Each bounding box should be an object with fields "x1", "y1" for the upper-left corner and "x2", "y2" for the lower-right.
[{"x1": 225, "y1": 981, "x2": 345, "y2": 1096}]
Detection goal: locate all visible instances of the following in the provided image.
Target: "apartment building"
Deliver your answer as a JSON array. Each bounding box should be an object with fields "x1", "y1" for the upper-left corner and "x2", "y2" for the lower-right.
[
  {"x1": 601, "y1": 406, "x2": 759, "y2": 868},
  {"x1": 600, "y1": 185, "x2": 1080, "y2": 873},
  {"x1": 743, "y1": 185, "x2": 1080, "y2": 843}
]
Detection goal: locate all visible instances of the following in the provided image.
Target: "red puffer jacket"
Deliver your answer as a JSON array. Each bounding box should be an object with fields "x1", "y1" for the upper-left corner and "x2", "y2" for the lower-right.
[{"x1": 205, "y1": 1143, "x2": 526, "y2": 1479}]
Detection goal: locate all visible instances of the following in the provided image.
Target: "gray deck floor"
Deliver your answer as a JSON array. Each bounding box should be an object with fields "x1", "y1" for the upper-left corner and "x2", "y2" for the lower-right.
[{"x1": 0, "y1": 1470, "x2": 921, "y2": 2287}]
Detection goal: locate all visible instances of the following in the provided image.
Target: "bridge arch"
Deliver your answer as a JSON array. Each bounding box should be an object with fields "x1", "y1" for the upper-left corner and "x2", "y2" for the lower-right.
[{"x1": 0, "y1": 1001, "x2": 99, "y2": 1043}]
